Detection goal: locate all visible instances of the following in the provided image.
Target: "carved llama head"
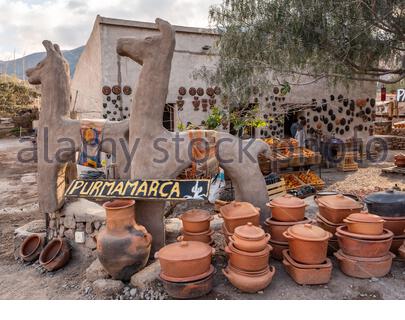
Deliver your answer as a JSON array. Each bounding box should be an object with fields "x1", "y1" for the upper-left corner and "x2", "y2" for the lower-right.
[
  {"x1": 116, "y1": 18, "x2": 175, "y2": 65},
  {"x1": 26, "y1": 40, "x2": 70, "y2": 85}
]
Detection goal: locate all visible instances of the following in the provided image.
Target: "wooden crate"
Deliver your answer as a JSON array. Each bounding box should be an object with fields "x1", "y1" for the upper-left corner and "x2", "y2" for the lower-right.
[
  {"x1": 293, "y1": 171, "x2": 325, "y2": 190},
  {"x1": 267, "y1": 179, "x2": 286, "y2": 200}
]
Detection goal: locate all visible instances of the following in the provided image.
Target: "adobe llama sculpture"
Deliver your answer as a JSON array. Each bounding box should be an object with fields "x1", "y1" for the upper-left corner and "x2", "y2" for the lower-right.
[
  {"x1": 26, "y1": 41, "x2": 129, "y2": 232},
  {"x1": 117, "y1": 18, "x2": 271, "y2": 252}
]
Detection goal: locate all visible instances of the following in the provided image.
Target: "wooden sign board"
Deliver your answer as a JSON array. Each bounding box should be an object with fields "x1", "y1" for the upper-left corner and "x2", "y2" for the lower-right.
[{"x1": 65, "y1": 179, "x2": 211, "y2": 201}]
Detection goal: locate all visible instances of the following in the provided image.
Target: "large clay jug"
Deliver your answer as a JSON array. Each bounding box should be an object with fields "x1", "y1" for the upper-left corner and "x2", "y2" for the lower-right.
[{"x1": 97, "y1": 199, "x2": 152, "y2": 281}]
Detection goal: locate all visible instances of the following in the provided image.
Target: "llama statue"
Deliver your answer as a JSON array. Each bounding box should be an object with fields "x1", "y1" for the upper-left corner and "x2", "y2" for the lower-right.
[
  {"x1": 117, "y1": 18, "x2": 271, "y2": 252},
  {"x1": 26, "y1": 40, "x2": 129, "y2": 233}
]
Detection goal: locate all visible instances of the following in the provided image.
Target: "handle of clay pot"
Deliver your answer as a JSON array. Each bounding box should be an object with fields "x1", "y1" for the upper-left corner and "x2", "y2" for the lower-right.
[
  {"x1": 222, "y1": 268, "x2": 232, "y2": 280},
  {"x1": 266, "y1": 202, "x2": 274, "y2": 208},
  {"x1": 211, "y1": 247, "x2": 216, "y2": 256},
  {"x1": 218, "y1": 213, "x2": 223, "y2": 219},
  {"x1": 333, "y1": 252, "x2": 342, "y2": 261},
  {"x1": 282, "y1": 231, "x2": 294, "y2": 239},
  {"x1": 209, "y1": 215, "x2": 214, "y2": 221},
  {"x1": 224, "y1": 245, "x2": 232, "y2": 256},
  {"x1": 228, "y1": 236, "x2": 235, "y2": 244},
  {"x1": 154, "y1": 252, "x2": 159, "y2": 259},
  {"x1": 177, "y1": 235, "x2": 184, "y2": 242},
  {"x1": 255, "y1": 207, "x2": 261, "y2": 212},
  {"x1": 264, "y1": 233, "x2": 271, "y2": 241}
]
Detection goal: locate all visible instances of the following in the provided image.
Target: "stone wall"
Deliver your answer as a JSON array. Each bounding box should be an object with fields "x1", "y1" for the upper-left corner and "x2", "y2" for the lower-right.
[
  {"x1": 48, "y1": 199, "x2": 106, "y2": 251},
  {"x1": 383, "y1": 136, "x2": 405, "y2": 150}
]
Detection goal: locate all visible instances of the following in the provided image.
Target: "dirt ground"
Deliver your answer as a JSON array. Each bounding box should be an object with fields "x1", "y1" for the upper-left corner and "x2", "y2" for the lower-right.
[{"x1": 0, "y1": 137, "x2": 405, "y2": 300}]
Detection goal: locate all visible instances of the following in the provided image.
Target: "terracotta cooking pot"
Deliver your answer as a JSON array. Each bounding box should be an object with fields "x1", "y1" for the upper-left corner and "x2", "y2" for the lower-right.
[
  {"x1": 380, "y1": 217, "x2": 405, "y2": 236},
  {"x1": 269, "y1": 239, "x2": 288, "y2": 261},
  {"x1": 343, "y1": 211, "x2": 385, "y2": 235},
  {"x1": 283, "y1": 224, "x2": 332, "y2": 265},
  {"x1": 219, "y1": 201, "x2": 260, "y2": 233},
  {"x1": 282, "y1": 250, "x2": 332, "y2": 285},
  {"x1": 179, "y1": 209, "x2": 213, "y2": 233},
  {"x1": 222, "y1": 264, "x2": 275, "y2": 293},
  {"x1": 221, "y1": 223, "x2": 233, "y2": 245},
  {"x1": 230, "y1": 222, "x2": 270, "y2": 252},
  {"x1": 316, "y1": 214, "x2": 343, "y2": 236},
  {"x1": 39, "y1": 238, "x2": 71, "y2": 272},
  {"x1": 225, "y1": 242, "x2": 271, "y2": 272},
  {"x1": 336, "y1": 231, "x2": 393, "y2": 258},
  {"x1": 267, "y1": 194, "x2": 307, "y2": 222},
  {"x1": 265, "y1": 217, "x2": 312, "y2": 242},
  {"x1": 155, "y1": 241, "x2": 215, "y2": 281},
  {"x1": 390, "y1": 236, "x2": 405, "y2": 254},
  {"x1": 398, "y1": 244, "x2": 405, "y2": 259},
  {"x1": 20, "y1": 234, "x2": 45, "y2": 262},
  {"x1": 177, "y1": 228, "x2": 214, "y2": 244},
  {"x1": 315, "y1": 194, "x2": 363, "y2": 224},
  {"x1": 336, "y1": 225, "x2": 393, "y2": 241},
  {"x1": 334, "y1": 250, "x2": 394, "y2": 279}
]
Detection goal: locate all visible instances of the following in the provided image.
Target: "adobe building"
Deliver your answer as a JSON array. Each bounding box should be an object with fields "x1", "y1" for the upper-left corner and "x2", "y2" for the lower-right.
[{"x1": 72, "y1": 16, "x2": 376, "y2": 141}]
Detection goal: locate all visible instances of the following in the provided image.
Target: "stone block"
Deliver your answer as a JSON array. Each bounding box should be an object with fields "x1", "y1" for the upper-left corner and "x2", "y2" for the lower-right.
[
  {"x1": 85, "y1": 236, "x2": 97, "y2": 250},
  {"x1": 86, "y1": 258, "x2": 109, "y2": 282},
  {"x1": 86, "y1": 222, "x2": 94, "y2": 234},
  {"x1": 130, "y1": 260, "x2": 161, "y2": 290},
  {"x1": 76, "y1": 222, "x2": 85, "y2": 231},
  {"x1": 61, "y1": 199, "x2": 106, "y2": 224},
  {"x1": 63, "y1": 215, "x2": 76, "y2": 229},
  {"x1": 64, "y1": 229, "x2": 75, "y2": 240}
]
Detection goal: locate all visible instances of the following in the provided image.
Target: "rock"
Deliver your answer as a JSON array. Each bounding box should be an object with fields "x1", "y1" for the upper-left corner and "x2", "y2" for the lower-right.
[
  {"x1": 86, "y1": 222, "x2": 94, "y2": 234},
  {"x1": 64, "y1": 229, "x2": 75, "y2": 240},
  {"x1": 62, "y1": 199, "x2": 106, "y2": 223},
  {"x1": 130, "y1": 261, "x2": 161, "y2": 289},
  {"x1": 85, "y1": 236, "x2": 97, "y2": 250},
  {"x1": 130, "y1": 288, "x2": 137, "y2": 297},
  {"x1": 59, "y1": 225, "x2": 65, "y2": 237},
  {"x1": 92, "y1": 279, "x2": 124, "y2": 297},
  {"x1": 86, "y1": 258, "x2": 109, "y2": 282},
  {"x1": 76, "y1": 223, "x2": 85, "y2": 231},
  {"x1": 64, "y1": 215, "x2": 76, "y2": 229},
  {"x1": 94, "y1": 221, "x2": 101, "y2": 230}
]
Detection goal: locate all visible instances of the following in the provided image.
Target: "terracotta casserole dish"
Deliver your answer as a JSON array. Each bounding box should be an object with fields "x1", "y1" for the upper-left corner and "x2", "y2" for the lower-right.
[
  {"x1": 225, "y1": 242, "x2": 271, "y2": 272},
  {"x1": 179, "y1": 209, "x2": 213, "y2": 233},
  {"x1": 343, "y1": 211, "x2": 385, "y2": 235},
  {"x1": 283, "y1": 224, "x2": 332, "y2": 265},
  {"x1": 265, "y1": 217, "x2": 311, "y2": 242},
  {"x1": 315, "y1": 194, "x2": 363, "y2": 224},
  {"x1": 267, "y1": 194, "x2": 307, "y2": 222},
  {"x1": 230, "y1": 222, "x2": 271, "y2": 252},
  {"x1": 219, "y1": 201, "x2": 260, "y2": 233},
  {"x1": 155, "y1": 241, "x2": 214, "y2": 281}
]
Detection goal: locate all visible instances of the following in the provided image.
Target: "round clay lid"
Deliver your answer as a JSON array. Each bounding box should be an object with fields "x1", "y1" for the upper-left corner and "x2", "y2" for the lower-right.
[
  {"x1": 288, "y1": 224, "x2": 330, "y2": 241},
  {"x1": 157, "y1": 241, "x2": 212, "y2": 261},
  {"x1": 181, "y1": 209, "x2": 211, "y2": 222},
  {"x1": 346, "y1": 211, "x2": 384, "y2": 223},
  {"x1": 269, "y1": 194, "x2": 305, "y2": 208},
  {"x1": 220, "y1": 201, "x2": 260, "y2": 219},
  {"x1": 317, "y1": 194, "x2": 362, "y2": 210},
  {"x1": 234, "y1": 222, "x2": 265, "y2": 240}
]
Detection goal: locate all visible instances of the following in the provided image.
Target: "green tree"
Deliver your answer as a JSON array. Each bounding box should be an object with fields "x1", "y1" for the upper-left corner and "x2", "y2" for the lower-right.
[{"x1": 209, "y1": 0, "x2": 405, "y2": 96}]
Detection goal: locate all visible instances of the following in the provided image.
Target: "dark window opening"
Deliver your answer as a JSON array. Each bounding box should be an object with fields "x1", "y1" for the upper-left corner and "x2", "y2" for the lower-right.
[{"x1": 163, "y1": 104, "x2": 174, "y2": 131}]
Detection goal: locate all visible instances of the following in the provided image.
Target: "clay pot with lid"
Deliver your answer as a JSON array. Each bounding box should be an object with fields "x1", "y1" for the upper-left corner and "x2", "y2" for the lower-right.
[
  {"x1": 179, "y1": 209, "x2": 213, "y2": 233},
  {"x1": 222, "y1": 264, "x2": 275, "y2": 293},
  {"x1": 316, "y1": 214, "x2": 343, "y2": 236},
  {"x1": 343, "y1": 211, "x2": 385, "y2": 235},
  {"x1": 269, "y1": 239, "x2": 288, "y2": 260},
  {"x1": 283, "y1": 224, "x2": 332, "y2": 265},
  {"x1": 229, "y1": 222, "x2": 270, "y2": 252},
  {"x1": 267, "y1": 194, "x2": 307, "y2": 222},
  {"x1": 364, "y1": 189, "x2": 405, "y2": 217},
  {"x1": 264, "y1": 217, "x2": 312, "y2": 242},
  {"x1": 381, "y1": 217, "x2": 405, "y2": 236},
  {"x1": 334, "y1": 250, "x2": 394, "y2": 279},
  {"x1": 225, "y1": 242, "x2": 271, "y2": 272},
  {"x1": 336, "y1": 225, "x2": 393, "y2": 241},
  {"x1": 97, "y1": 200, "x2": 152, "y2": 281},
  {"x1": 155, "y1": 241, "x2": 214, "y2": 281},
  {"x1": 20, "y1": 234, "x2": 45, "y2": 262},
  {"x1": 315, "y1": 194, "x2": 363, "y2": 224},
  {"x1": 219, "y1": 201, "x2": 260, "y2": 233},
  {"x1": 177, "y1": 228, "x2": 214, "y2": 244}
]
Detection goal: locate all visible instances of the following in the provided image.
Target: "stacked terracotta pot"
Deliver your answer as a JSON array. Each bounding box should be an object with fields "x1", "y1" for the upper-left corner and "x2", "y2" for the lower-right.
[
  {"x1": 315, "y1": 194, "x2": 363, "y2": 255},
  {"x1": 178, "y1": 209, "x2": 214, "y2": 244},
  {"x1": 265, "y1": 194, "x2": 311, "y2": 260},
  {"x1": 282, "y1": 224, "x2": 333, "y2": 285},
  {"x1": 334, "y1": 211, "x2": 395, "y2": 279},
  {"x1": 155, "y1": 241, "x2": 215, "y2": 299},
  {"x1": 222, "y1": 222, "x2": 275, "y2": 293},
  {"x1": 219, "y1": 201, "x2": 261, "y2": 244}
]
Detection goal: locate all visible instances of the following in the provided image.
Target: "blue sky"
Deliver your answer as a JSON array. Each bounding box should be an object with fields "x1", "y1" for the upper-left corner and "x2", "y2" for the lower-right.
[{"x1": 0, "y1": 0, "x2": 222, "y2": 60}]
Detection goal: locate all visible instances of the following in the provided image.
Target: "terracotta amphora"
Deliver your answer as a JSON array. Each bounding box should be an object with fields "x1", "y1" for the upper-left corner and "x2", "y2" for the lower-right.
[{"x1": 97, "y1": 200, "x2": 152, "y2": 281}]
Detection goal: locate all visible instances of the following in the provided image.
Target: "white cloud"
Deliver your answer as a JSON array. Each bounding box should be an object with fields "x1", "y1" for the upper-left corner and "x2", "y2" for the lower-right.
[{"x1": 0, "y1": 0, "x2": 222, "y2": 60}]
